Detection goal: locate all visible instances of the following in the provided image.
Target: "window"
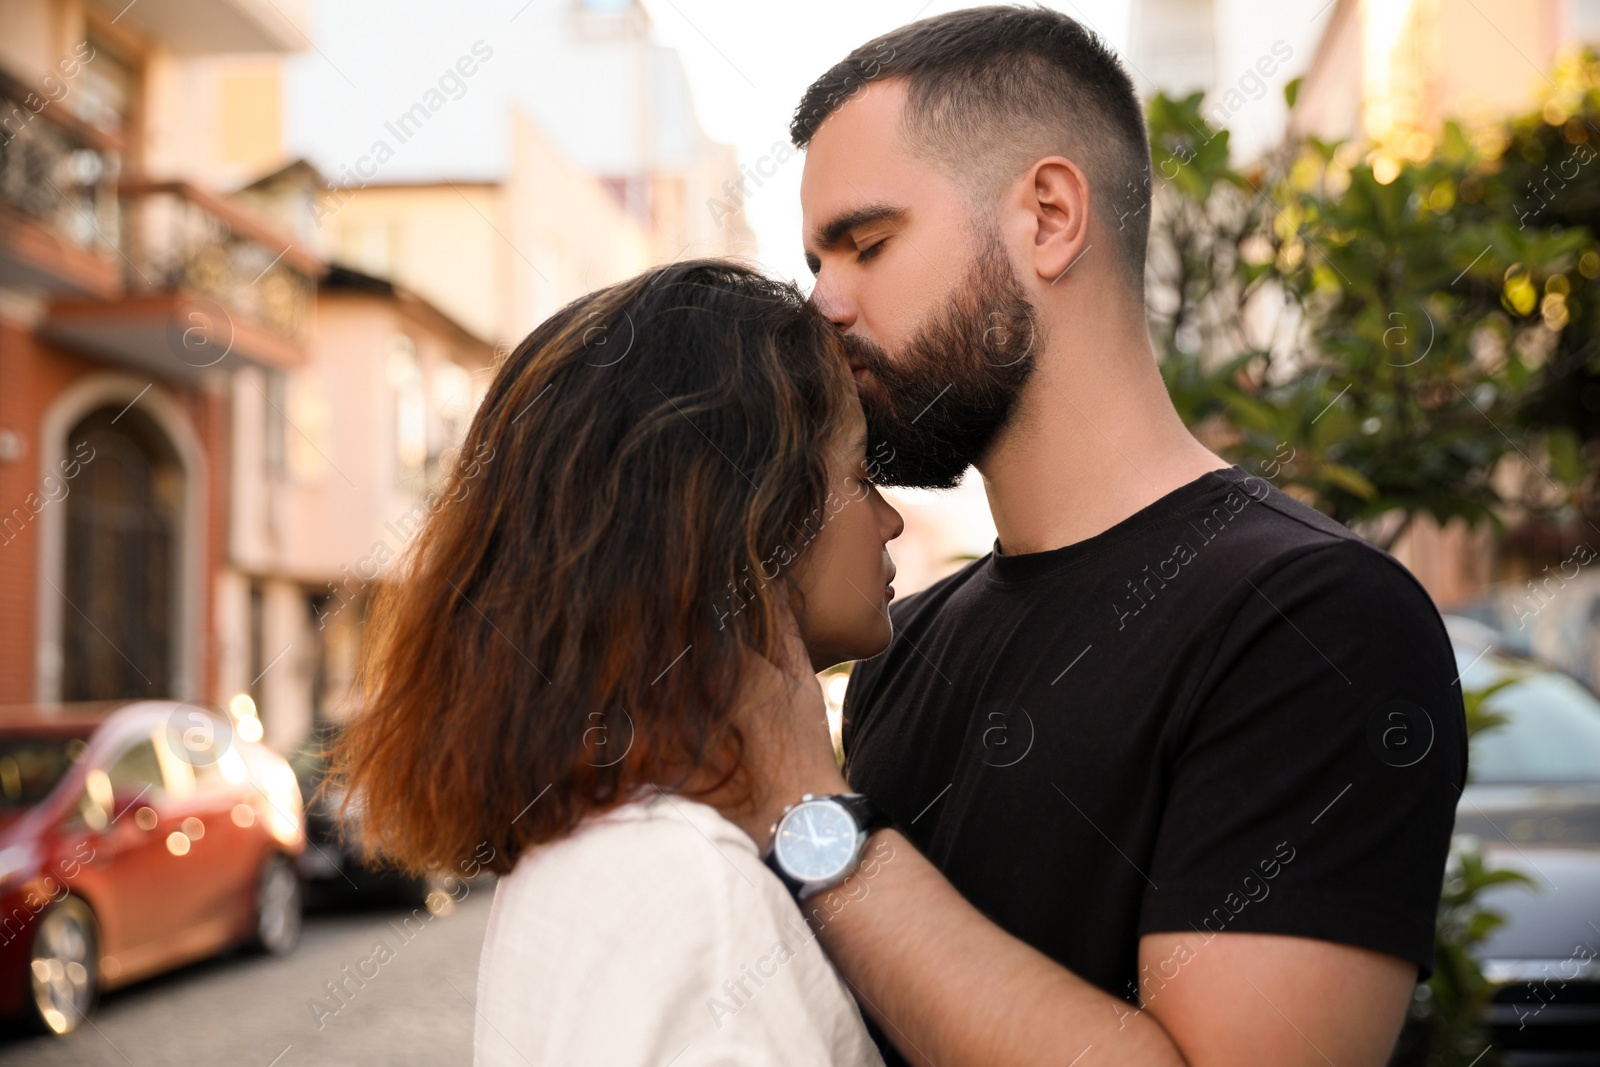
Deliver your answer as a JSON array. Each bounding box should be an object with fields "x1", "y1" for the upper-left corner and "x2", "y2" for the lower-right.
[
  {"x1": 264, "y1": 370, "x2": 287, "y2": 480},
  {"x1": 387, "y1": 336, "x2": 426, "y2": 485},
  {"x1": 164, "y1": 713, "x2": 224, "y2": 791},
  {"x1": 286, "y1": 370, "x2": 332, "y2": 482},
  {"x1": 0, "y1": 738, "x2": 83, "y2": 810},
  {"x1": 1459, "y1": 650, "x2": 1600, "y2": 783},
  {"x1": 429, "y1": 361, "x2": 473, "y2": 475},
  {"x1": 103, "y1": 737, "x2": 165, "y2": 805},
  {"x1": 74, "y1": 35, "x2": 137, "y2": 138},
  {"x1": 218, "y1": 72, "x2": 280, "y2": 167},
  {"x1": 249, "y1": 581, "x2": 266, "y2": 714}
]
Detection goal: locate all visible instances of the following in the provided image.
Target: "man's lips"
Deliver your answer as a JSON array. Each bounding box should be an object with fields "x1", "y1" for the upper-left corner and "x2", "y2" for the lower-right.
[{"x1": 849, "y1": 362, "x2": 869, "y2": 383}]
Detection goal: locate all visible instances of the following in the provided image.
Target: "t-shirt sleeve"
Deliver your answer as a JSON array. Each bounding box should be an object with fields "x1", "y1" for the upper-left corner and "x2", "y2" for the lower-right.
[{"x1": 1136, "y1": 540, "x2": 1467, "y2": 980}]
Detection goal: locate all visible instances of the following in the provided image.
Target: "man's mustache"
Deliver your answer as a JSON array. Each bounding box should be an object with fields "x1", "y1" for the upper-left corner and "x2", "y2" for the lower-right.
[{"x1": 834, "y1": 330, "x2": 891, "y2": 375}]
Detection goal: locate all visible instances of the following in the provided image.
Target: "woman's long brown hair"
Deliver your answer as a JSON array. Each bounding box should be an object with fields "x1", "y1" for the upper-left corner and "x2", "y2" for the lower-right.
[{"x1": 328, "y1": 259, "x2": 853, "y2": 875}]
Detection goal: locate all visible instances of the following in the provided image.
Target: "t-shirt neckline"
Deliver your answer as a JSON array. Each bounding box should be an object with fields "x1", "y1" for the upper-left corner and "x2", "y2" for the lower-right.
[{"x1": 986, "y1": 463, "x2": 1250, "y2": 584}]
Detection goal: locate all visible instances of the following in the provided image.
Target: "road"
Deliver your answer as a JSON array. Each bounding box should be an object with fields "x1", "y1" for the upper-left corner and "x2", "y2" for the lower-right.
[{"x1": 0, "y1": 884, "x2": 494, "y2": 1067}]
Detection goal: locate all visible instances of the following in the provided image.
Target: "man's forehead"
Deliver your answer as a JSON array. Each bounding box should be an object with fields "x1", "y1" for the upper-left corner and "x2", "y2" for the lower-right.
[
  {"x1": 799, "y1": 80, "x2": 914, "y2": 225},
  {"x1": 809, "y1": 77, "x2": 910, "y2": 149}
]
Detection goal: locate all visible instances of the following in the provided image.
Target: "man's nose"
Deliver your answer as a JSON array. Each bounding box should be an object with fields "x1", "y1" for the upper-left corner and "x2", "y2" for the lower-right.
[{"x1": 809, "y1": 271, "x2": 858, "y2": 330}]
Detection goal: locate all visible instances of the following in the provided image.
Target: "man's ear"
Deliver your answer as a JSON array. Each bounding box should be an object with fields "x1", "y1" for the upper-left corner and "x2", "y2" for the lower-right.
[{"x1": 1021, "y1": 156, "x2": 1094, "y2": 285}]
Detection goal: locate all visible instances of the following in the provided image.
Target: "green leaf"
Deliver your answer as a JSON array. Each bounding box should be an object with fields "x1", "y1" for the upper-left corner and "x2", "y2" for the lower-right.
[
  {"x1": 1546, "y1": 427, "x2": 1585, "y2": 485},
  {"x1": 1319, "y1": 463, "x2": 1380, "y2": 500}
]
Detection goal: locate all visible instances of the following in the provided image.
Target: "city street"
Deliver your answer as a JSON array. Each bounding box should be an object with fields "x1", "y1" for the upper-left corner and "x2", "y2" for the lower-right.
[
  {"x1": 1, "y1": 0, "x2": 1597, "y2": 1062},
  {"x1": 0, "y1": 888, "x2": 494, "y2": 1067}
]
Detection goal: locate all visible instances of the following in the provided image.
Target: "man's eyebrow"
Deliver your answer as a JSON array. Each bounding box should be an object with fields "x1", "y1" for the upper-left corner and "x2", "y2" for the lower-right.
[{"x1": 809, "y1": 204, "x2": 907, "y2": 253}]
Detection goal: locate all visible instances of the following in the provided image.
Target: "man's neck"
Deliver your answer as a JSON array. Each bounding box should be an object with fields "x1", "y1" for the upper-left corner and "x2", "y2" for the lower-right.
[{"x1": 977, "y1": 316, "x2": 1229, "y2": 558}]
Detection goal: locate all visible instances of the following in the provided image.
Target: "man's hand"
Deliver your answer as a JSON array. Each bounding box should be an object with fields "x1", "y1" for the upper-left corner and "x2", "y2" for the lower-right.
[{"x1": 703, "y1": 617, "x2": 848, "y2": 847}]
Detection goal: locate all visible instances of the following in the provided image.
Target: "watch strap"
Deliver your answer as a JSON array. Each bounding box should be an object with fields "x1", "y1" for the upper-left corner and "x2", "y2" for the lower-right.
[
  {"x1": 763, "y1": 850, "x2": 807, "y2": 899},
  {"x1": 834, "y1": 792, "x2": 893, "y2": 837}
]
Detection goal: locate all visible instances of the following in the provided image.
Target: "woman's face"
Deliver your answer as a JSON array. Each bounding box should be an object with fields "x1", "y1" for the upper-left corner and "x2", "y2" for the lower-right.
[{"x1": 794, "y1": 392, "x2": 905, "y2": 670}]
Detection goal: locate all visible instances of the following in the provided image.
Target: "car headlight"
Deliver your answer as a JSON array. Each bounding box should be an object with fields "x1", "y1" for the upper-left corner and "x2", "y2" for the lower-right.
[
  {"x1": 0, "y1": 844, "x2": 39, "y2": 890},
  {"x1": 262, "y1": 764, "x2": 303, "y2": 846}
]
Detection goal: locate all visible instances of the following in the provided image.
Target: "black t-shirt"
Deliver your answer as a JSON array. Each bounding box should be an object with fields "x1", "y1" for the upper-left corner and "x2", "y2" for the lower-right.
[{"x1": 843, "y1": 465, "x2": 1466, "y2": 1063}]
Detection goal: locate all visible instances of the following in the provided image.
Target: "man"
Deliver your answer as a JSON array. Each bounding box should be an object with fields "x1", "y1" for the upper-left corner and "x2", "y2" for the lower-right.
[{"x1": 757, "y1": 7, "x2": 1467, "y2": 1066}]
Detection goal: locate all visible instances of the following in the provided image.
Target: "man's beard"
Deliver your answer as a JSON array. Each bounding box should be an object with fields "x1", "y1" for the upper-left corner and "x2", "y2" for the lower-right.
[{"x1": 838, "y1": 234, "x2": 1040, "y2": 490}]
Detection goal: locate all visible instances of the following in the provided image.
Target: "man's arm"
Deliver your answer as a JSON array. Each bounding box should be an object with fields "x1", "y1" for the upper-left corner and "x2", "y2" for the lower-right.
[
  {"x1": 806, "y1": 829, "x2": 1416, "y2": 1067},
  {"x1": 1137, "y1": 929, "x2": 1415, "y2": 1066}
]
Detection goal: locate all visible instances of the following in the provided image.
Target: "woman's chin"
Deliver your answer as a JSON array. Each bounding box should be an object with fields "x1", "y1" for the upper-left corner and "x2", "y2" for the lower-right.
[
  {"x1": 806, "y1": 627, "x2": 893, "y2": 672},
  {"x1": 846, "y1": 625, "x2": 896, "y2": 665}
]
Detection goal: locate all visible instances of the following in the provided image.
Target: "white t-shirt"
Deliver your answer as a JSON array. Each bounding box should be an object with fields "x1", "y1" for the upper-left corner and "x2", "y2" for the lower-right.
[{"x1": 474, "y1": 791, "x2": 885, "y2": 1066}]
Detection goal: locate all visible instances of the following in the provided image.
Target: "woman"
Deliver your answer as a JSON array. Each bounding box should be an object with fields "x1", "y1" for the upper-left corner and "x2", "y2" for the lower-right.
[{"x1": 331, "y1": 259, "x2": 903, "y2": 1065}]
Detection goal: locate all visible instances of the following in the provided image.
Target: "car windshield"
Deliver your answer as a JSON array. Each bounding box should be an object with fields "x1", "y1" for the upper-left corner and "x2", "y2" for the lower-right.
[
  {"x1": 0, "y1": 737, "x2": 85, "y2": 810},
  {"x1": 1457, "y1": 647, "x2": 1600, "y2": 784}
]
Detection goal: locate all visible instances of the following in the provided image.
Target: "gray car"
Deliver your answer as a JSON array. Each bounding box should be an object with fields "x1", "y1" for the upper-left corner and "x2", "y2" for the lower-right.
[{"x1": 1445, "y1": 617, "x2": 1600, "y2": 1064}]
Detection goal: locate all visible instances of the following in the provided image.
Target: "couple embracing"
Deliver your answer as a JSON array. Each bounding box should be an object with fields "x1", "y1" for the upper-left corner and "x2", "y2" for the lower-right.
[{"x1": 333, "y1": 8, "x2": 1466, "y2": 1066}]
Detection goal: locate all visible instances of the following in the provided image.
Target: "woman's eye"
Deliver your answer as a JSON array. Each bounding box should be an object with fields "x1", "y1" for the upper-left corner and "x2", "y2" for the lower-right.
[{"x1": 856, "y1": 240, "x2": 887, "y2": 264}]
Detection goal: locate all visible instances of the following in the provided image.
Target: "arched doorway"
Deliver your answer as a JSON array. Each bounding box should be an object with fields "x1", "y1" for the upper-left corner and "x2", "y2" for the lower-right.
[{"x1": 59, "y1": 405, "x2": 183, "y2": 700}]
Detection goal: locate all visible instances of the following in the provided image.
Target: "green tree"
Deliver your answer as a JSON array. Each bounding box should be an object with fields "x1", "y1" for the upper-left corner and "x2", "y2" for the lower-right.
[{"x1": 1146, "y1": 69, "x2": 1599, "y2": 549}]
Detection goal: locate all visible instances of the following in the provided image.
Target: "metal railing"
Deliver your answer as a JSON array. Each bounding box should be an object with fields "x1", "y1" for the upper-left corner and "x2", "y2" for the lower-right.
[
  {"x1": 1, "y1": 63, "x2": 319, "y2": 351},
  {"x1": 120, "y1": 180, "x2": 319, "y2": 344},
  {"x1": 0, "y1": 66, "x2": 120, "y2": 260}
]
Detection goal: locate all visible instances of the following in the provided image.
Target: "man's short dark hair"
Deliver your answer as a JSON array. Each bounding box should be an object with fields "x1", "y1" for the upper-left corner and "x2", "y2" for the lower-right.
[{"x1": 791, "y1": 5, "x2": 1151, "y2": 291}]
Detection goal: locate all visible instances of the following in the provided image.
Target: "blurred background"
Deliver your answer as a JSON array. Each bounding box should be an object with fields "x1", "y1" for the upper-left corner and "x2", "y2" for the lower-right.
[{"x1": 1, "y1": 0, "x2": 1599, "y2": 1063}]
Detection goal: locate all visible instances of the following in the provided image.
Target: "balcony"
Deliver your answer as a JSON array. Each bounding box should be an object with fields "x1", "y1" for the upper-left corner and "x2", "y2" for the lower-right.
[
  {"x1": 43, "y1": 181, "x2": 322, "y2": 376},
  {"x1": 82, "y1": 0, "x2": 311, "y2": 54},
  {"x1": 0, "y1": 68, "x2": 122, "y2": 300}
]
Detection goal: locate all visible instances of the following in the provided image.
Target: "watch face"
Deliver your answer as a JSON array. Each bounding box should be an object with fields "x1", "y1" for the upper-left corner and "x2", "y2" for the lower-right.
[{"x1": 774, "y1": 798, "x2": 858, "y2": 882}]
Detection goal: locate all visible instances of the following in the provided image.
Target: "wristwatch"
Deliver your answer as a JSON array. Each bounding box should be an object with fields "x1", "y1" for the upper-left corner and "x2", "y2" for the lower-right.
[{"x1": 763, "y1": 792, "x2": 892, "y2": 901}]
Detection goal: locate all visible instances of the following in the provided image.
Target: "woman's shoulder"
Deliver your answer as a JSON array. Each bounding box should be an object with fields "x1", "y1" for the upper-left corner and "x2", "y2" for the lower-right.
[
  {"x1": 489, "y1": 793, "x2": 780, "y2": 948},
  {"x1": 507, "y1": 793, "x2": 759, "y2": 884}
]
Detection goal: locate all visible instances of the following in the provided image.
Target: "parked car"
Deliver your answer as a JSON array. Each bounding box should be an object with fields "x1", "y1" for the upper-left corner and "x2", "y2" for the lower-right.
[
  {"x1": 0, "y1": 700, "x2": 305, "y2": 1035},
  {"x1": 1446, "y1": 617, "x2": 1600, "y2": 1064},
  {"x1": 289, "y1": 725, "x2": 432, "y2": 904}
]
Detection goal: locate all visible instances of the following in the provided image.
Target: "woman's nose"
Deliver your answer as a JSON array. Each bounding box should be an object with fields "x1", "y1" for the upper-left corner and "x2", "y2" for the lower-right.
[{"x1": 879, "y1": 495, "x2": 905, "y2": 542}]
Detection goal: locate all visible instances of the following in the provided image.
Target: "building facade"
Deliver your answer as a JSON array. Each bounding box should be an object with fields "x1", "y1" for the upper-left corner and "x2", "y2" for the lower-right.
[
  {"x1": 3, "y1": 0, "x2": 731, "y2": 759},
  {"x1": 0, "y1": 0, "x2": 317, "y2": 711}
]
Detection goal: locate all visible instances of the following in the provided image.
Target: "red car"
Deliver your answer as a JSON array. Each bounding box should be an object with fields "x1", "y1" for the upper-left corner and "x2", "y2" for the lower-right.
[{"x1": 0, "y1": 700, "x2": 305, "y2": 1034}]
